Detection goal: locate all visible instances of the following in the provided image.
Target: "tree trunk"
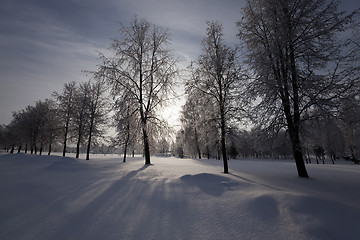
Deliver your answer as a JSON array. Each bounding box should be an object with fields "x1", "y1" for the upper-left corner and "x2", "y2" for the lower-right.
[
  {"x1": 48, "y1": 143, "x2": 52, "y2": 155},
  {"x1": 86, "y1": 119, "x2": 94, "y2": 160},
  {"x1": 281, "y1": 95, "x2": 309, "y2": 177},
  {"x1": 143, "y1": 127, "x2": 151, "y2": 165},
  {"x1": 25, "y1": 144, "x2": 27, "y2": 153},
  {"x1": 289, "y1": 43, "x2": 309, "y2": 178},
  {"x1": 39, "y1": 142, "x2": 43, "y2": 155},
  {"x1": 289, "y1": 127, "x2": 309, "y2": 177},
  {"x1": 195, "y1": 128, "x2": 201, "y2": 159},
  {"x1": 18, "y1": 145, "x2": 22, "y2": 153},
  {"x1": 123, "y1": 122, "x2": 130, "y2": 163},
  {"x1": 63, "y1": 120, "x2": 69, "y2": 157},
  {"x1": 76, "y1": 135, "x2": 81, "y2": 159},
  {"x1": 123, "y1": 146, "x2": 127, "y2": 163},
  {"x1": 220, "y1": 117, "x2": 229, "y2": 173}
]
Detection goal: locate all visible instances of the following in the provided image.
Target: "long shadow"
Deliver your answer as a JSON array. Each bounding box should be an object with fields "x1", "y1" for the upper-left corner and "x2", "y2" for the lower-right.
[
  {"x1": 50, "y1": 164, "x2": 152, "y2": 239},
  {"x1": 229, "y1": 172, "x2": 282, "y2": 191},
  {"x1": 180, "y1": 173, "x2": 242, "y2": 197}
]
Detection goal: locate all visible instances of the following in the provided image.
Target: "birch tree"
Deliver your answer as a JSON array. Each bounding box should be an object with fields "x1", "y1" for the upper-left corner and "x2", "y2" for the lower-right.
[
  {"x1": 186, "y1": 21, "x2": 242, "y2": 173},
  {"x1": 97, "y1": 17, "x2": 178, "y2": 165},
  {"x1": 238, "y1": 0, "x2": 359, "y2": 177}
]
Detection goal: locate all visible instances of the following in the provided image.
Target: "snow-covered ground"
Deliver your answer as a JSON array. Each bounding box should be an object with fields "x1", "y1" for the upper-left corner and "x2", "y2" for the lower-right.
[{"x1": 0, "y1": 153, "x2": 359, "y2": 240}]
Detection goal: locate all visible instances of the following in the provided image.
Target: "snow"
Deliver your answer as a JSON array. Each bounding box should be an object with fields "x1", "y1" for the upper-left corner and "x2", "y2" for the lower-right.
[{"x1": 1, "y1": 153, "x2": 360, "y2": 240}]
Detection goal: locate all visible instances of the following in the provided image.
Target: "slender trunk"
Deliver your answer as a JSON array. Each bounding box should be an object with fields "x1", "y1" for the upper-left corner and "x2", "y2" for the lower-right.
[
  {"x1": 86, "y1": 119, "x2": 94, "y2": 160},
  {"x1": 76, "y1": 132, "x2": 81, "y2": 159},
  {"x1": 63, "y1": 119, "x2": 69, "y2": 157},
  {"x1": 48, "y1": 143, "x2": 52, "y2": 155},
  {"x1": 18, "y1": 145, "x2": 22, "y2": 153},
  {"x1": 25, "y1": 144, "x2": 27, "y2": 153},
  {"x1": 195, "y1": 128, "x2": 201, "y2": 159},
  {"x1": 123, "y1": 122, "x2": 130, "y2": 163},
  {"x1": 39, "y1": 142, "x2": 43, "y2": 155},
  {"x1": 10, "y1": 145, "x2": 14, "y2": 153}
]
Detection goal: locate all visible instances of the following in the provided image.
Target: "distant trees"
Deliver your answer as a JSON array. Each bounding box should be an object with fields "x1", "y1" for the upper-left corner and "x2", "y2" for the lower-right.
[
  {"x1": 237, "y1": 0, "x2": 359, "y2": 177},
  {"x1": 3, "y1": 99, "x2": 60, "y2": 155},
  {"x1": 32, "y1": 99, "x2": 60, "y2": 155},
  {"x1": 97, "y1": 17, "x2": 178, "y2": 165},
  {"x1": 180, "y1": 90, "x2": 205, "y2": 159},
  {"x1": 185, "y1": 21, "x2": 243, "y2": 173},
  {"x1": 0, "y1": 79, "x2": 108, "y2": 158}
]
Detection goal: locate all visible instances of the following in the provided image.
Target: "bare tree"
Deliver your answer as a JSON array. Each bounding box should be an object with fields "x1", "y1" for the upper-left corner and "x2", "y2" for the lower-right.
[
  {"x1": 97, "y1": 17, "x2": 178, "y2": 165},
  {"x1": 33, "y1": 99, "x2": 60, "y2": 155},
  {"x1": 53, "y1": 81, "x2": 77, "y2": 157},
  {"x1": 186, "y1": 21, "x2": 242, "y2": 173},
  {"x1": 73, "y1": 82, "x2": 90, "y2": 159},
  {"x1": 113, "y1": 92, "x2": 139, "y2": 163},
  {"x1": 85, "y1": 79, "x2": 108, "y2": 160},
  {"x1": 237, "y1": 0, "x2": 359, "y2": 177},
  {"x1": 180, "y1": 91, "x2": 204, "y2": 159}
]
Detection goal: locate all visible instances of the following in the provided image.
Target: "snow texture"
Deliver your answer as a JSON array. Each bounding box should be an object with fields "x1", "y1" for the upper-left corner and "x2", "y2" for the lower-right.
[{"x1": 0, "y1": 153, "x2": 360, "y2": 240}]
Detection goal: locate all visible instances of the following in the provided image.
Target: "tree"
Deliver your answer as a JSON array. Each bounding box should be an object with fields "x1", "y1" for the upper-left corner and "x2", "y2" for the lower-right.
[
  {"x1": 237, "y1": 0, "x2": 359, "y2": 177},
  {"x1": 73, "y1": 82, "x2": 90, "y2": 159},
  {"x1": 5, "y1": 100, "x2": 60, "y2": 155},
  {"x1": 180, "y1": 91, "x2": 204, "y2": 159},
  {"x1": 85, "y1": 79, "x2": 108, "y2": 160},
  {"x1": 53, "y1": 81, "x2": 77, "y2": 157},
  {"x1": 97, "y1": 17, "x2": 178, "y2": 165},
  {"x1": 338, "y1": 95, "x2": 360, "y2": 161},
  {"x1": 33, "y1": 99, "x2": 60, "y2": 155},
  {"x1": 186, "y1": 21, "x2": 242, "y2": 173},
  {"x1": 113, "y1": 92, "x2": 139, "y2": 163},
  {"x1": 0, "y1": 125, "x2": 5, "y2": 149}
]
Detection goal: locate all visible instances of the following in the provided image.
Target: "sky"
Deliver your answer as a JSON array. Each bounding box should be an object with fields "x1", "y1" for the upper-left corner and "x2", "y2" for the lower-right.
[{"x1": 0, "y1": 0, "x2": 359, "y2": 126}]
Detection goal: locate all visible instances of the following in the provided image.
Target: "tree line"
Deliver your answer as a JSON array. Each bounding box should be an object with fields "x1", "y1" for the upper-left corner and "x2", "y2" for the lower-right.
[
  {"x1": 0, "y1": 80, "x2": 108, "y2": 160},
  {"x1": 1, "y1": 0, "x2": 359, "y2": 177}
]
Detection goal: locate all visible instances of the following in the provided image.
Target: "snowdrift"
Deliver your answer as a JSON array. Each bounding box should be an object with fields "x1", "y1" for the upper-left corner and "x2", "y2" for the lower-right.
[{"x1": 0, "y1": 153, "x2": 359, "y2": 240}]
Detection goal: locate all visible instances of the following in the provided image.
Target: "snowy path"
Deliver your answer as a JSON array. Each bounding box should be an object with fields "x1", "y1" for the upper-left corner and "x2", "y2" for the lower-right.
[{"x1": 0, "y1": 153, "x2": 360, "y2": 240}]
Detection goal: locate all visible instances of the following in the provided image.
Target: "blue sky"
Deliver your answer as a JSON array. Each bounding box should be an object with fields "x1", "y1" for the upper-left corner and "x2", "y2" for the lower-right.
[{"x1": 0, "y1": 0, "x2": 358, "y2": 125}]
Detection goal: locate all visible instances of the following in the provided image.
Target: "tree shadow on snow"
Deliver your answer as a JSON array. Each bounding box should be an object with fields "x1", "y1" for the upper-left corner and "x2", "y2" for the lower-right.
[
  {"x1": 289, "y1": 195, "x2": 360, "y2": 240},
  {"x1": 49, "y1": 164, "x2": 153, "y2": 239},
  {"x1": 180, "y1": 173, "x2": 242, "y2": 197},
  {"x1": 229, "y1": 173, "x2": 282, "y2": 191}
]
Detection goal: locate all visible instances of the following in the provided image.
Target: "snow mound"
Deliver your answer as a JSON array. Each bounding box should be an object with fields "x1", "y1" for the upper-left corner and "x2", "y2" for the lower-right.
[{"x1": 0, "y1": 153, "x2": 359, "y2": 240}]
